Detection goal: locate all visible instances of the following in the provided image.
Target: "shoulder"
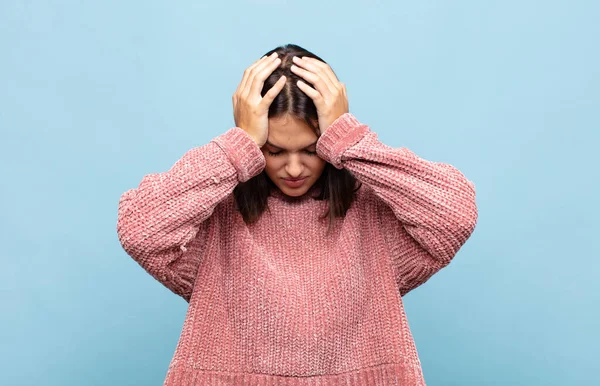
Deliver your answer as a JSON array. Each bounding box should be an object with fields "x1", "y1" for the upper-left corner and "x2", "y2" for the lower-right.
[
  {"x1": 354, "y1": 183, "x2": 378, "y2": 209},
  {"x1": 352, "y1": 183, "x2": 379, "y2": 217},
  {"x1": 352, "y1": 183, "x2": 396, "y2": 224},
  {"x1": 213, "y1": 193, "x2": 239, "y2": 222}
]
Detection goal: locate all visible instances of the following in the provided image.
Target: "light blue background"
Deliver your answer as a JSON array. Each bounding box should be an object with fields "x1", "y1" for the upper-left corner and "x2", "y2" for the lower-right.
[{"x1": 1, "y1": 1, "x2": 598, "y2": 385}]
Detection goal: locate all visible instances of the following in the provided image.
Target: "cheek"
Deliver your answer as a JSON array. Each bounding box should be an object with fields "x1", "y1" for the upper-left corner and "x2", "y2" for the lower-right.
[
  {"x1": 307, "y1": 157, "x2": 326, "y2": 173},
  {"x1": 264, "y1": 158, "x2": 284, "y2": 172}
]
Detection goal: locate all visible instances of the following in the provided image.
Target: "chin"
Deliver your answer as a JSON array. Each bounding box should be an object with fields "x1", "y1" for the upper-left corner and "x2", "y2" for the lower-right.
[
  {"x1": 278, "y1": 182, "x2": 311, "y2": 197},
  {"x1": 280, "y1": 187, "x2": 307, "y2": 197}
]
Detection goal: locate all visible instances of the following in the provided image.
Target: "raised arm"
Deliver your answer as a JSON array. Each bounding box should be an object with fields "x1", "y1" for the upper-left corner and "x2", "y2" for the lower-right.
[
  {"x1": 116, "y1": 127, "x2": 265, "y2": 301},
  {"x1": 316, "y1": 113, "x2": 478, "y2": 296}
]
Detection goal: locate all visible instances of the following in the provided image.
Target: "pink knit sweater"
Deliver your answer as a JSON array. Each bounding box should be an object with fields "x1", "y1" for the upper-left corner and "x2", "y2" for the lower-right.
[{"x1": 116, "y1": 113, "x2": 478, "y2": 385}]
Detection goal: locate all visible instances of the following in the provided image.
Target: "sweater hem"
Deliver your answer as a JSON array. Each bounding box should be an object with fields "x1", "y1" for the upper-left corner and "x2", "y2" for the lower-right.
[
  {"x1": 211, "y1": 127, "x2": 266, "y2": 182},
  {"x1": 163, "y1": 361, "x2": 426, "y2": 385},
  {"x1": 316, "y1": 113, "x2": 371, "y2": 169}
]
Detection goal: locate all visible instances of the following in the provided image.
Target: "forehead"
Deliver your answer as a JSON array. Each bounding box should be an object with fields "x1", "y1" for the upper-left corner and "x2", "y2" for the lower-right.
[{"x1": 267, "y1": 116, "x2": 318, "y2": 149}]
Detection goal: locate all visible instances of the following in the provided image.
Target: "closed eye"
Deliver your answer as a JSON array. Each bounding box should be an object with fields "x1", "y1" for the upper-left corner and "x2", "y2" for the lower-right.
[{"x1": 268, "y1": 150, "x2": 317, "y2": 156}]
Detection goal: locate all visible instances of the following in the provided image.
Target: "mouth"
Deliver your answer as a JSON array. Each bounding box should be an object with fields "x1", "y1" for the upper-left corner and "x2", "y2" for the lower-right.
[
  {"x1": 282, "y1": 177, "x2": 308, "y2": 188},
  {"x1": 283, "y1": 177, "x2": 307, "y2": 181}
]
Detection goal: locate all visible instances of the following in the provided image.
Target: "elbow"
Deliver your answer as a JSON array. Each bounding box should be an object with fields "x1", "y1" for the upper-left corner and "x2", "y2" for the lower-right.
[
  {"x1": 116, "y1": 215, "x2": 146, "y2": 259},
  {"x1": 440, "y1": 180, "x2": 479, "y2": 260},
  {"x1": 451, "y1": 194, "x2": 478, "y2": 247},
  {"x1": 116, "y1": 192, "x2": 151, "y2": 259},
  {"x1": 463, "y1": 179, "x2": 479, "y2": 238},
  {"x1": 453, "y1": 173, "x2": 478, "y2": 241}
]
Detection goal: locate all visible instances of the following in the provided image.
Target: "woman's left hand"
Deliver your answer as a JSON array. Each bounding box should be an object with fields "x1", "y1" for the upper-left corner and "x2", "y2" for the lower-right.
[{"x1": 290, "y1": 56, "x2": 349, "y2": 135}]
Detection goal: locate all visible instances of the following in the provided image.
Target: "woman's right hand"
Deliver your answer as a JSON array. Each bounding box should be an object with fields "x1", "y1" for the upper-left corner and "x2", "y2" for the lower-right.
[{"x1": 232, "y1": 52, "x2": 286, "y2": 147}]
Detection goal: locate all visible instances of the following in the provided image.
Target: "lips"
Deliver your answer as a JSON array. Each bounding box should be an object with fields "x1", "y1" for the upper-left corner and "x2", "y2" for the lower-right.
[
  {"x1": 282, "y1": 177, "x2": 308, "y2": 188},
  {"x1": 283, "y1": 177, "x2": 307, "y2": 181}
]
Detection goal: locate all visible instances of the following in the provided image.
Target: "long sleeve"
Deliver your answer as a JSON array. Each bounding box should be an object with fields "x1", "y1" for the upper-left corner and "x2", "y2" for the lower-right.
[
  {"x1": 316, "y1": 113, "x2": 478, "y2": 296},
  {"x1": 116, "y1": 127, "x2": 265, "y2": 301}
]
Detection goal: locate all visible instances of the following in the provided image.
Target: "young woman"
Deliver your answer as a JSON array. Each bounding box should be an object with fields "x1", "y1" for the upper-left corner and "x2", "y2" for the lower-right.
[{"x1": 117, "y1": 44, "x2": 478, "y2": 386}]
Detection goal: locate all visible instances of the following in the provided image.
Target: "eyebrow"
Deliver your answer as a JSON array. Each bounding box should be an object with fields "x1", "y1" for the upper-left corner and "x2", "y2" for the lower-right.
[{"x1": 265, "y1": 140, "x2": 318, "y2": 150}]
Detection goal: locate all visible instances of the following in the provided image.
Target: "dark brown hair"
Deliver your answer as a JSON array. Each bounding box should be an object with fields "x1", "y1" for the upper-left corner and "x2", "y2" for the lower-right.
[{"x1": 233, "y1": 44, "x2": 362, "y2": 232}]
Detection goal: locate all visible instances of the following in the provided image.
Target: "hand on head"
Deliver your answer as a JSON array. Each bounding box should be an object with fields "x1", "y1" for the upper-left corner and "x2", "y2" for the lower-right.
[
  {"x1": 232, "y1": 50, "x2": 349, "y2": 146},
  {"x1": 232, "y1": 52, "x2": 285, "y2": 147},
  {"x1": 290, "y1": 56, "x2": 349, "y2": 135}
]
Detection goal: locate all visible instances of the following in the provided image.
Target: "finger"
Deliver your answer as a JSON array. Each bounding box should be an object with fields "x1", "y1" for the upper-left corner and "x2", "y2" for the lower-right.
[
  {"x1": 296, "y1": 79, "x2": 322, "y2": 103},
  {"x1": 299, "y1": 57, "x2": 342, "y2": 94},
  {"x1": 241, "y1": 54, "x2": 279, "y2": 100},
  {"x1": 291, "y1": 60, "x2": 336, "y2": 100},
  {"x1": 259, "y1": 75, "x2": 287, "y2": 109},
  {"x1": 238, "y1": 53, "x2": 278, "y2": 98},
  {"x1": 240, "y1": 53, "x2": 277, "y2": 98},
  {"x1": 237, "y1": 55, "x2": 267, "y2": 95},
  {"x1": 247, "y1": 55, "x2": 282, "y2": 99}
]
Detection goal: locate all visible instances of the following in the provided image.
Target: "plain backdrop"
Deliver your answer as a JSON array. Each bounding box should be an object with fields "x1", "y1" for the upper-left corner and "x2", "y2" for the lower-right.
[{"x1": 1, "y1": 1, "x2": 598, "y2": 385}]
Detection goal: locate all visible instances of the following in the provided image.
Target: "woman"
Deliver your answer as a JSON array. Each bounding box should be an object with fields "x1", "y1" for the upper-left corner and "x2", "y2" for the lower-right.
[{"x1": 117, "y1": 43, "x2": 478, "y2": 385}]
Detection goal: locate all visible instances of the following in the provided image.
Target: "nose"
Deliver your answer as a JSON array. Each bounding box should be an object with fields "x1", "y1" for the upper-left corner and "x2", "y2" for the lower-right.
[{"x1": 284, "y1": 153, "x2": 305, "y2": 178}]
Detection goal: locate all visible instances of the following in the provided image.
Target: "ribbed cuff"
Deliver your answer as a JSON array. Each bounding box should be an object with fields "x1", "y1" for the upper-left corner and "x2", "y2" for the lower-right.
[
  {"x1": 316, "y1": 113, "x2": 370, "y2": 169},
  {"x1": 211, "y1": 127, "x2": 266, "y2": 182}
]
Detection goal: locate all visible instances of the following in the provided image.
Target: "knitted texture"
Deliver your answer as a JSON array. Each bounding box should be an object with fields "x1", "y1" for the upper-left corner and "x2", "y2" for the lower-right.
[{"x1": 116, "y1": 113, "x2": 478, "y2": 385}]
